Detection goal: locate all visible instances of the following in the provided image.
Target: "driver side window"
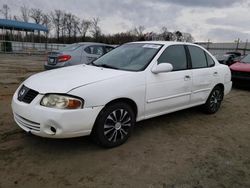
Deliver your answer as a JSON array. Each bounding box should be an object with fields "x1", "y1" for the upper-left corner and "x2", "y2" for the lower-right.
[{"x1": 157, "y1": 45, "x2": 187, "y2": 71}]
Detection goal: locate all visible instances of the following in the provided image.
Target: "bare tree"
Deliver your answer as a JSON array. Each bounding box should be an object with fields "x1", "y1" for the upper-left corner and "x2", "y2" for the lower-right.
[
  {"x1": 161, "y1": 26, "x2": 168, "y2": 38},
  {"x1": 13, "y1": 15, "x2": 20, "y2": 21},
  {"x1": 161, "y1": 27, "x2": 175, "y2": 41},
  {"x1": 0, "y1": 4, "x2": 10, "y2": 19},
  {"x1": 51, "y1": 10, "x2": 63, "y2": 41},
  {"x1": 20, "y1": 6, "x2": 30, "y2": 22},
  {"x1": 64, "y1": 13, "x2": 74, "y2": 38},
  {"x1": 61, "y1": 12, "x2": 67, "y2": 41},
  {"x1": 30, "y1": 8, "x2": 43, "y2": 24},
  {"x1": 132, "y1": 25, "x2": 145, "y2": 37},
  {"x1": 90, "y1": 17, "x2": 101, "y2": 41},
  {"x1": 42, "y1": 13, "x2": 51, "y2": 34},
  {"x1": 161, "y1": 26, "x2": 168, "y2": 33},
  {"x1": 72, "y1": 15, "x2": 80, "y2": 41},
  {"x1": 166, "y1": 32, "x2": 175, "y2": 41},
  {"x1": 182, "y1": 33, "x2": 194, "y2": 42},
  {"x1": 79, "y1": 19, "x2": 91, "y2": 41},
  {"x1": 174, "y1": 31, "x2": 183, "y2": 41}
]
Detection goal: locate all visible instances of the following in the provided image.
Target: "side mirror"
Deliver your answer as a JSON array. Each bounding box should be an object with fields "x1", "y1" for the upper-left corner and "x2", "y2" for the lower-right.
[{"x1": 151, "y1": 63, "x2": 173, "y2": 74}]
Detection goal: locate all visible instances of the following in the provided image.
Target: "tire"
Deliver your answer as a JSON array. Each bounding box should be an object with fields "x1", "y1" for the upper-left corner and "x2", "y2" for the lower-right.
[
  {"x1": 92, "y1": 102, "x2": 135, "y2": 148},
  {"x1": 203, "y1": 86, "x2": 224, "y2": 114}
]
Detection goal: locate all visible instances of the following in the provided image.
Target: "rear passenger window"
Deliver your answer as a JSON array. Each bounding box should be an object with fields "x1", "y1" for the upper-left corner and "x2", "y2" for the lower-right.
[
  {"x1": 188, "y1": 46, "x2": 207, "y2": 68},
  {"x1": 158, "y1": 45, "x2": 187, "y2": 71},
  {"x1": 84, "y1": 46, "x2": 104, "y2": 55},
  {"x1": 205, "y1": 53, "x2": 215, "y2": 67},
  {"x1": 84, "y1": 47, "x2": 91, "y2": 54}
]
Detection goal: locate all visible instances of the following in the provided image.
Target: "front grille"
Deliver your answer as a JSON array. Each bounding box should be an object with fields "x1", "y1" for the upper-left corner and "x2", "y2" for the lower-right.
[
  {"x1": 14, "y1": 113, "x2": 40, "y2": 132},
  {"x1": 18, "y1": 85, "x2": 39, "y2": 104},
  {"x1": 231, "y1": 70, "x2": 250, "y2": 78}
]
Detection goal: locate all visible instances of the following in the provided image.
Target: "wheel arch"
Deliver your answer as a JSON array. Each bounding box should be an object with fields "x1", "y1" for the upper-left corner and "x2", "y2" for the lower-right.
[
  {"x1": 91, "y1": 97, "x2": 138, "y2": 145},
  {"x1": 214, "y1": 83, "x2": 225, "y2": 93},
  {"x1": 103, "y1": 98, "x2": 138, "y2": 118},
  {"x1": 205, "y1": 83, "x2": 225, "y2": 103}
]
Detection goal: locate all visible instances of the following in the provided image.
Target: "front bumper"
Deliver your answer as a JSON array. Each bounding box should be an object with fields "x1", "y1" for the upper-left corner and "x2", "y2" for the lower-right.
[{"x1": 12, "y1": 91, "x2": 103, "y2": 138}]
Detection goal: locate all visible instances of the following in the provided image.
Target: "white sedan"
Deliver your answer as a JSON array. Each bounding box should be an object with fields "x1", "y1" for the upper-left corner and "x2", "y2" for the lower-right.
[{"x1": 12, "y1": 41, "x2": 232, "y2": 147}]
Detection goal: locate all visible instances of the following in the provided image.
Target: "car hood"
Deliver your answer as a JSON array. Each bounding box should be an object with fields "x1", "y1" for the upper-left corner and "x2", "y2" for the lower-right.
[
  {"x1": 24, "y1": 65, "x2": 129, "y2": 94},
  {"x1": 230, "y1": 62, "x2": 250, "y2": 72}
]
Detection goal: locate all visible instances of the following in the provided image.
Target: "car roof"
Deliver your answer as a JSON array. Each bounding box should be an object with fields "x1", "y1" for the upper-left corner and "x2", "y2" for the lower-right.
[
  {"x1": 75, "y1": 42, "x2": 112, "y2": 46},
  {"x1": 129, "y1": 41, "x2": 198, "y2": 46}
]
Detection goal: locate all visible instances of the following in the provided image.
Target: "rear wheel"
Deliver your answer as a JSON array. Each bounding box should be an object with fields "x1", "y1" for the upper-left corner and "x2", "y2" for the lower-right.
[
  {"x1": 203, "y1": 86, "x2": 224, "y2": 114},
  {"x1": 92, "y1": 102, "x2": 135, "y2": 148}
]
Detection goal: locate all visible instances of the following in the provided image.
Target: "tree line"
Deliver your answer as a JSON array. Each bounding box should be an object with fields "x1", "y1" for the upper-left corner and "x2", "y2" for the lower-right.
[{"x1": 0, "y1": 4, "x2": 194, "y2": 44}]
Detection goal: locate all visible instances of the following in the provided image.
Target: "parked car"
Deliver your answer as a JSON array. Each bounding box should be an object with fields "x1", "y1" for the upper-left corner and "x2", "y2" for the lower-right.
[
  {"x1": 215, "y1": 51, "x2": 242, "y2": 66},
  {"x1": 12, "y1": 41, "x2": 232, "y2": 147},
  {"x1": 230, "y1": 54, "x2": 250, "y2": 86},
  {"x1": 44, "y1": 42, "x2": 115, "y2": 70},
  {"x1": 226, "y1": 51, "x2": 242, "y2": 57}
]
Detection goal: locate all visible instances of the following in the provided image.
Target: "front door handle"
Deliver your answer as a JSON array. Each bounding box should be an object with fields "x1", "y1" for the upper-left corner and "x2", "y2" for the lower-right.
[{"x1": 184, "y1": 75, "x2": 191, "y2": 81}]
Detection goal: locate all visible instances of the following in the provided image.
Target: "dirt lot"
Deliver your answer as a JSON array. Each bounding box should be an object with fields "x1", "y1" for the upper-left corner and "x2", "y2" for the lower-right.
[{"x1": 0, "y1": 54, "x2": 250, "y2": 188}]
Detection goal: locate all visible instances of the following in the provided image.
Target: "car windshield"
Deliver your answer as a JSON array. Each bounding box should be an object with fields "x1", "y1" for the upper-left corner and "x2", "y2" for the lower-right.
[
  {"x1": 240, "y1": 54, "x2": 250, "y2": 63},
  {"x1": 92, "y1": 43, "x2": 162, "y2": 71},
  {"x1": 60, "y1": 43, "x2": 81, "y2": 51}
]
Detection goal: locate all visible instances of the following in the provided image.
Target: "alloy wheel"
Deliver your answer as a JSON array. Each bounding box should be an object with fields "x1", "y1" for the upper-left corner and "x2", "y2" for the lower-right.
[
  {"x1": 209, "y1": 89, "x2": 223, "y2": 112},
  {"x1": 103, "y1": 109, "x2": 132, "y2": 143}
]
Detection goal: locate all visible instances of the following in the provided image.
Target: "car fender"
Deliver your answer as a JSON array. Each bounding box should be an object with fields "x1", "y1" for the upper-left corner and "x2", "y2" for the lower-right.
[{"x1": 68, "y1": 72, "x2": 146, "y2": 121}]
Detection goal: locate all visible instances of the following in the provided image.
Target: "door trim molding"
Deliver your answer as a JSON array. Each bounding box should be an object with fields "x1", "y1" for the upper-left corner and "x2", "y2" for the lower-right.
[
  {"x1": 147, "y1": 92, "x2": 192, "y2": 104},
  {"x1": 192, "y1": 88, "x2": 211, "y2": 94}
]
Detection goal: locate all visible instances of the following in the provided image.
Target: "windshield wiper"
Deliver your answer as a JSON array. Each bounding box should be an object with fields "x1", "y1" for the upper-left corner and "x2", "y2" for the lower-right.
[
  {"x1": 97, "y1": 64, "x2": 118, "y2": 69},
  {"x1": 89, "y1": 61, "x2": 118, "y2": 69}
]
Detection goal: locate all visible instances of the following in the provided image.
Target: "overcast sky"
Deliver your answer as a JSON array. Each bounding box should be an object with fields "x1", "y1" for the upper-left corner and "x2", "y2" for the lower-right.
[{"x1": 1, "y1": 0, "x2": 250, "y2": 42}]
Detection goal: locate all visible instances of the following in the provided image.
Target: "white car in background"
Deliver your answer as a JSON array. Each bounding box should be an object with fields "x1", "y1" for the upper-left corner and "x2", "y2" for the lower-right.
[{"x1": 12, "y1": 41, "x2": 232, "y2": 147}]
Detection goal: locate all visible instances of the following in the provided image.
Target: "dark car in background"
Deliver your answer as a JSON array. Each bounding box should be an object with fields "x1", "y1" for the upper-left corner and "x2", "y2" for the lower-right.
[
  {"x1": 44, "y1": 42, "x2": 115, "y2": 70},
  {"x1": 215, "y1": 51, "x2": 242, "y2": 66},
  {"x1": 230, "y1": 54, "x2": 250, "y2": 86}
]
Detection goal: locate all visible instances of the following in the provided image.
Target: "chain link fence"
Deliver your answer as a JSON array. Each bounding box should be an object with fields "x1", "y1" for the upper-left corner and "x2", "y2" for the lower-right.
[
  {"x1": 1, "y1": 40, "x2": 250, "y2": 56},
  {"x1": 0, "y1": 40, "x2": 67, "y2": 55},
  {"x1": 197, "y1": 41, "x2": 250, "y2": 56}
]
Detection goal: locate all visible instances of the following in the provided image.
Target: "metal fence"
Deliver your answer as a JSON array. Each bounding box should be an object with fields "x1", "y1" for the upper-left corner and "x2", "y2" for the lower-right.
[
  {"x1": 0, "y1": 40, "x2": 67, "y2": 54},
  {"x1": 1, "y1": 40, "x2": 250, "y2": 56},
  {"x1": 197, "y1": 41, "x2": 250, "y2": 56}
]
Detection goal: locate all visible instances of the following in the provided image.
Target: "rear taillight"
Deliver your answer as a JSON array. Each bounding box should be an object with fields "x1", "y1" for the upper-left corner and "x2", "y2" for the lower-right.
[{"x1": 57, "y1": 55, "x2": 71, "y2": 62}]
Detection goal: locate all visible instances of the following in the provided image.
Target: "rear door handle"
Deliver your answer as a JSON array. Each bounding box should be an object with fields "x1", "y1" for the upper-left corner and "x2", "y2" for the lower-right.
[{"x1": 213, "y1": 72, "x2": 218, "y2": 76}]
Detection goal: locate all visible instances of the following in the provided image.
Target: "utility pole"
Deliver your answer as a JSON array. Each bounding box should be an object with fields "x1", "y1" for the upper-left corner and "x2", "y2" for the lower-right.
[
  {"x1": 244, "y1": 39, "x2": 248, "y2": 55},
  {"x1": 207, "y1": 39, "x2": 210, "y2": 50},
  {"x1": 235, "y1": 38, "x2": 240, "y2": 51}
]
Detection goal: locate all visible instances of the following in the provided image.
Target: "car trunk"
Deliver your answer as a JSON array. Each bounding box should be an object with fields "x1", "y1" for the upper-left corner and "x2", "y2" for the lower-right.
[{"x1": 47, "y1": 51, "x2": 62, "y2": 65}]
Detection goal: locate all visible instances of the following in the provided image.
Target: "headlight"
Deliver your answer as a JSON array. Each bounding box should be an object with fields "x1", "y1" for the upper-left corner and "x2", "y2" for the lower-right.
[{"x1": 41, "y1": 94, "x2": 84, "y2": 109}]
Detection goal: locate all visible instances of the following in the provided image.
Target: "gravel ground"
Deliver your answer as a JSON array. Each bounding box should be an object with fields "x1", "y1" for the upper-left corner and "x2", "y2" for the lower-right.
[{"x1": 0, "y1": 54, "x2": 250, "y2": 188}]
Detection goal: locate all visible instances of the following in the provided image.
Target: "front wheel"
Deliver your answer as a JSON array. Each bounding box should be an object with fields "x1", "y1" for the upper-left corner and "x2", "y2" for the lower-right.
[
  {"x1": 92, "y1": 102, "x2": 135, "y2": 148},
  {"x1": 203, "y1": 86, "x2": 224, "y2": 114}
]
